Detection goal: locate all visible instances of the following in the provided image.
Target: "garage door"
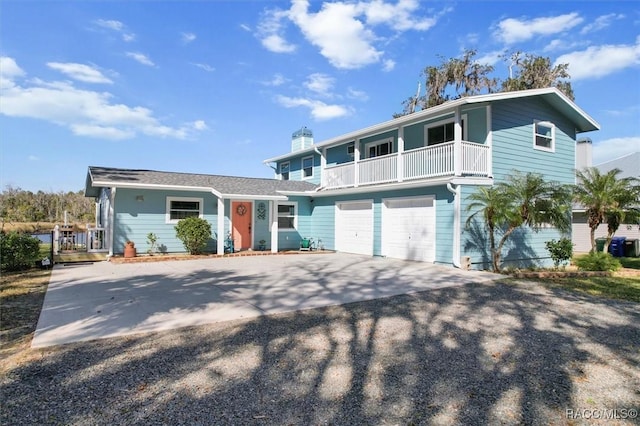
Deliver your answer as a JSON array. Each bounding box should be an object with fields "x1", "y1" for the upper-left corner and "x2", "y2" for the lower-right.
[
  {"x1": 382, "y1": 196, "x2": 435, "y2": 262},
  {"x1": 335, "y1": 201, "x2": 373, "y2": 256}
]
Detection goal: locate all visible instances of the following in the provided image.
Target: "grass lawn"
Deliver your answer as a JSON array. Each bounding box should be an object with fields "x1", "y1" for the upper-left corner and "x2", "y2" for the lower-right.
[
  {"x1": 0, "y1": 244, "x2": 52, "y2": 373},
  {"x1": 533, "y1": 257, "x2": 640, "y2": 303}
]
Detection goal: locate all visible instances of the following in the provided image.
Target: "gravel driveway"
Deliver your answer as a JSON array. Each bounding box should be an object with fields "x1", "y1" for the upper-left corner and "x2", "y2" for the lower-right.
[{"x1": 2, "y1": 278, "x2": 639, "y2": 425}]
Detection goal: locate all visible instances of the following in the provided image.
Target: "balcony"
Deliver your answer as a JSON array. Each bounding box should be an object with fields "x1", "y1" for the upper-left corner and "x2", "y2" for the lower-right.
[{"x1": 323, "y1": 141, "x2": 491, "y2": 190}]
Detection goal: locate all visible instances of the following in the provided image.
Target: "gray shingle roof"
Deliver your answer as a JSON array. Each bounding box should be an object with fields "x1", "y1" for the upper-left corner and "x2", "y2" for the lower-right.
[
  {"x1": 595, "y1": 152, "x2": 639, "y2": 179},
  {"x1": 86, "y1": 166, "x2": 317, "y2": 198}
]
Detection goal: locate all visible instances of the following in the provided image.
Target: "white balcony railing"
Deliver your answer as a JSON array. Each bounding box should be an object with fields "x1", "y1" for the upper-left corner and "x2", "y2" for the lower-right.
[{"x1": 323, "y1": 141, "x2": 490, "y2": 190}]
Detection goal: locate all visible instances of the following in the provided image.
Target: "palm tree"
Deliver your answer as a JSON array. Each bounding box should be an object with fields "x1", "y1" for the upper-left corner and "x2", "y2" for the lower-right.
[
  {"x1": 574, "y1": 167, "x2": 640, "y2": 253},
  {"x1": 467, "y1": 172, "x2": 572, "y2": 272}
]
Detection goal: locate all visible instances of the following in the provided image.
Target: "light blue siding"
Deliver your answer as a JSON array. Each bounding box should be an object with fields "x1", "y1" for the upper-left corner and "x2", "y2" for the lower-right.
[
  {"x1": 459, "y1": 97, "x2": 577, "y2": 268},
  {"x1": 113, "y1": 188, "x2": 220, "y2": 254},
  {"x1": 277, "y1": 196, "x2": 312, "y2": 250},
  {"x1": 277, "y1": 153, "x2": 321, "y2": 185}
]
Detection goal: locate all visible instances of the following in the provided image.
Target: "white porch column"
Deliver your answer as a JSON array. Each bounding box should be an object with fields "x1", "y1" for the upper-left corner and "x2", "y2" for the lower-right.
[
  {"x1": 454, "y1": 107, "x2": 462, "y2": 176},
  {"x1": 270, "y1": 200, "x2": 279, "y2": 253},
  {"x1": 397, "y1": 126, "x2": 405, "y2": 182},
  {"x1": 486, "y1": 104, "x2": 493, "y2": 177},
  {"x1": 321, "y1": 147, "x2": 327, "y2": 187},
  {"x1": 53, "y1": 225, "x2": 59, "y2": 255},
  {"x1": 354, "y1": 139, "x2": 360, "y2": 187},
  {"x1": 217, "y1": 197, "x2": 225, "y2": 255}
]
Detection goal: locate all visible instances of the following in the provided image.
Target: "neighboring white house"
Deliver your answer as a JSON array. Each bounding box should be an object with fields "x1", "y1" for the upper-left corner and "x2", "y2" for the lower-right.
[{"x1": 572, "y1": 142, "x2": 640, "y2": 253}]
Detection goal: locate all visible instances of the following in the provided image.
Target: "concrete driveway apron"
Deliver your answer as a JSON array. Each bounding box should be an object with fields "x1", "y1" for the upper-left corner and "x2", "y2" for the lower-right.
[{"x1": 32, "y1": 253, "x2": 500, "y2": 348}]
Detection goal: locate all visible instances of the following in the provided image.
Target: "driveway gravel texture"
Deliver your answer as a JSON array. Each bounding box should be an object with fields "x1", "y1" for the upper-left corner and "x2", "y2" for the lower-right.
[{"x1": 2, "y1": 275, "x2": 639, "y2": 425}]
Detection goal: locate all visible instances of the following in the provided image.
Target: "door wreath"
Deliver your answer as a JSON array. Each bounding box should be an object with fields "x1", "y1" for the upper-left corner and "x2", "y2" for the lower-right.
[{"x1": 236, "y1": 203, "x2": 247, "y2": 216}]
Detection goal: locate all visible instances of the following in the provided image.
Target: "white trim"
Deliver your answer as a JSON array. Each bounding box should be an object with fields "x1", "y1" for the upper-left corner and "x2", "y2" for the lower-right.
[
  {"x1": 270, "y1": 200, "x2": 278, "y2": 253},
  {"x1": 165, "y1": 196, "x2": 204, "y2": 224},
  {"x1": 108, "y1": 187, "x2": 116, "y2": 257},
  {"x1": 533, "y1": 120, "x2": 556, "y2": 153},
  {"x1": 301, "y1": 155, "x2": 314, "y2": 179},
  {"x1": 277, "y1": 201, "x2": 298, "y2": 232},
  {"x1": 217, "y1": 197, "x2": 225, "y2": 255}
]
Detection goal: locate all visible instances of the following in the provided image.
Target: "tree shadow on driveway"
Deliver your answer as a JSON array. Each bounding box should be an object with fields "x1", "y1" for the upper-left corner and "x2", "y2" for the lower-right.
[{"x1": 2, "y1": 261, "x2": 639, "y2": 424}]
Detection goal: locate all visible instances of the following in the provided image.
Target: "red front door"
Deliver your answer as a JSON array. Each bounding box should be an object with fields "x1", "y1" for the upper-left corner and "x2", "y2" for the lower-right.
[{"x1": 232, "y1": 201, "x2": 252, "y2": 250}]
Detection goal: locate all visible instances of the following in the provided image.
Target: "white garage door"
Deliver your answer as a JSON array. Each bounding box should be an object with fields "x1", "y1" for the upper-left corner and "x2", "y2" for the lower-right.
[
  {"x1": 382, "y1": 196, "x2": 435, "y2": 262},
  {"x1": 335, "y1": 201, "x2": 373, "y2": 255}
]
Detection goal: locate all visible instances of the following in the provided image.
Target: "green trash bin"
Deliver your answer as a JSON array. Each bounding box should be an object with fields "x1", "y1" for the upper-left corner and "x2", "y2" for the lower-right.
[
  {"x1": 595, "y1": 238, "x2": 606, "y2": 252},
  {"x1": 624, "y1": 239, "x2": 639, "y2": 257}
]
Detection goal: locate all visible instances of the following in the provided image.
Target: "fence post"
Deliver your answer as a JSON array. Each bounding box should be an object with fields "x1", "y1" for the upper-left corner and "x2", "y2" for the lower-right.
[{"x1": 53, "y1": 225, "x2": 59, "y2": 255}]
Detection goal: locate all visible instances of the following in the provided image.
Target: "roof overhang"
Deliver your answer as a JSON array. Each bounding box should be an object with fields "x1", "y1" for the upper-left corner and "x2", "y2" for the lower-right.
[
  {"x1": 278, "y1": 176, "x2": 494, "y2": 198},
  {"x1": 263, "y1": 88, "x2": 600, "y2": 164}
]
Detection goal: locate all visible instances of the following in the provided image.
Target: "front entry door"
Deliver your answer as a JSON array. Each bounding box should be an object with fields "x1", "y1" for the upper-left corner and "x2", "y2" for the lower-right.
[{"x1": 232, "y1": 201, "x2": 252, "y2": 250}]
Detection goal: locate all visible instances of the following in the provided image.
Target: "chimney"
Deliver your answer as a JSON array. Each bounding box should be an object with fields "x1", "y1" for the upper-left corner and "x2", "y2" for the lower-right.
[
  {"x1": 291, "y1": 127, "x2": 313, "y2": 152},
  {"x1": 576, "y1": 137, "x2": 592, "y2": 171}
]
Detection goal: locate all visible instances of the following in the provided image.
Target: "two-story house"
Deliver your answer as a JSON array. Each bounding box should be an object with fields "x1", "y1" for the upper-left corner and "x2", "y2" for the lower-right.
[{"x1": 85, "y1": 87, "x2": 599, "y2": 269}]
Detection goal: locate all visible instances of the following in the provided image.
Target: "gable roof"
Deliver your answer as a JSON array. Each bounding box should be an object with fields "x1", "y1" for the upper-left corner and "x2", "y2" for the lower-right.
[
  {"x1": 264, "y1": 87, "x2": 600, "y2": 163},
  {"x1": 595, "y1": 152, "x2": 639, "y2": 179},
  {"x1": 85, "y1": 166, "x2": 318, "y2": 199}
]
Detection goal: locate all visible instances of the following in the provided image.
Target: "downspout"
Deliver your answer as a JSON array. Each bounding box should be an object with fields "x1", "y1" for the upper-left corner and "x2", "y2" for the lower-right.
[
  {"x1": 313, "y1": 146, "x2": 325, "y2": 191},
  {"x1": 446, "y1": 182, "x2": 461, "y2": 268}
]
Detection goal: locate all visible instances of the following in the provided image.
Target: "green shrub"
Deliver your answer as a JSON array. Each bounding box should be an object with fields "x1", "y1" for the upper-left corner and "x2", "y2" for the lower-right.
[
  {"x1": 174, "y1": 217, "x2": 212, "y2": 255},
  {"x1": 574, "y1": 252, "x2": 621, "y2": 272},
  {"x1": 0, "y1": 231, "x2": 41, "y2": 271},
  {"x1": 545, "y1": 238, "x2": 573, "y2": 268}
]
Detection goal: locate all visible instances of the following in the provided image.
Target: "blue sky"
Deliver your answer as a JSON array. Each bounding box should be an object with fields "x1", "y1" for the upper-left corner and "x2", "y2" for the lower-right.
[{"x1": 1, "y1": 0, "x2": 639, "y2": 193}]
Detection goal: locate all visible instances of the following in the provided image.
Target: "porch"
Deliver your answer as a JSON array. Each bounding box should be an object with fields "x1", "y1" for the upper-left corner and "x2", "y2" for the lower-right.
[{"x1": 323, "y1": 141, "x2": 491, "y2": 190}]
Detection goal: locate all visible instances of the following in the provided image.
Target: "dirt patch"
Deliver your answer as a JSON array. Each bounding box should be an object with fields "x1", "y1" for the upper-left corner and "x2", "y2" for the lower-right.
[{"x1": 510, "y1": 268, "x2": 640, "y2": 279}]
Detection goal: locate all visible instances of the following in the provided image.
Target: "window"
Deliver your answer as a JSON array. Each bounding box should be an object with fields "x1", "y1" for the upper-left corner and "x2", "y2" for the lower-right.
[
  {"x1": 166, "y1": 197, "x2": 203, "y2": 223},
  {"x1": 277, "y1": 203, "x2": 297, "y2": 230},
  {"x1": 425, "y1": 116, "x2": 466, "y2": 146},
  {"x1": 365, "y1": 139, "x2": 393, "y2": 158},
  {"x1": 302, "y1": 156, "x2": 314, "y2": 179},
  {"x1": 534, "y1": 121, "x2": 555, "y2": 152},
  {"x1": 280, "y1": 162, "x2": 290, "y2": 180}
]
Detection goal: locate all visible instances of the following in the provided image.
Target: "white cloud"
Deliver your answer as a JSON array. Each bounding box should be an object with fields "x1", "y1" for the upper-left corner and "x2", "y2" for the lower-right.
[
  {"x1": 261, "y1": 34, "x2": 297, "y2": 53},
  {"x1": 275, "y1": 95, "x2": 350, "y2": 120},
  {"x1": 476, "y1": 49, "x2": 505, "y2": 66},
  {"x1": 555, "y1": 39, "x2": 640, "y2": 80},
  {"x1": 304, "y1": 73, "x2": 334, "y2": 94},
  {"x1": 126, "y1": 52, "x2": 155, "y2": 67},
  {"x1": 580, "y1": 13, "x2": 625, "y2": 35},
  {"x1": 0, "y1": 57, "x2": 205, "y2": 141},
  {"x1": 94, "y1": 19, "x2": 136, "y2": 42},
  {"x1": 593, "y1": 137, "x2": 640, "y2": 165},
  {"x1": 382, "y1": 58, "x2": 395, "y2": 72},
  {"x1": 28, "y1": 155, "x2": 39, "y2": 161},
  {"x1": 262, "y1": 73, "x2": 287, "y2": 86},
  {"x1": 362, "y1": 0, "x2": 436, "y2": 31},
  {"x1": 258, "y1": 9, "x2": 297, "y2": 53},
  {"x1": 240, "y1": 24, "x2": 251, "y2": 32},
  {"x1": 347, "y1": 87, "x2": 369, "y2": 101},
  {"x1": 289, "y1": 0, "x2": 382, "y2": 69},
  {"x1": 47, "y1": 62, "x2": 113, "y2": 84},
  {"x1": 191, "y1": 63, "x2": 215, "y2": 72},
  {"x1": 0, "y1": 56, "x2": 25, "y2": 89},
  {"x1": 494, "y1": 13, "x2": 583, "y2": 44},
  {"x1": 257, "y1": 0, "x2": 442, "y2": 70},
  {"x1": 181, "y1": 32, "x2": 196, "y2": 43}
]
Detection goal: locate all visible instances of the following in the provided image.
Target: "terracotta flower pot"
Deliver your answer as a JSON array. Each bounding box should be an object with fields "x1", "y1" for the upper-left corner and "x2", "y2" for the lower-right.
[{"x1": 124, "y1": 242, "x2": 136, "y2": 258}]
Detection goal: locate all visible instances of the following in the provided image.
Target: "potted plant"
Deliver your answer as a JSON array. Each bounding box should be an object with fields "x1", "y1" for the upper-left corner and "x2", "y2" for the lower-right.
[
  {"x1": 124, "y1": 240, "x2": 136, "y2": 258},
  {"x1": 147, "y1": 233, "x2": 158, "y2": 256},
  {"x1": 258, "y1": 239, "x2": 266, "y2": 251}
]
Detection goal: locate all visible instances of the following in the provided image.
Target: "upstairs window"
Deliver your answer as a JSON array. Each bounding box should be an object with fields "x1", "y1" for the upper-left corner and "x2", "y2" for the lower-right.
[
  {"x1": 277, "y1": 203, "x2": 297, "y2": 230},
  {"x1": 302, "y1": 156, "x2": 314, "y2": 179},
  {"x1": 166, "y1": 197, "x2": 203, "y2": 223},
  {"x1": 280, "y1": 161, "x2": 290, "y2": 180},
  {"x1": 425, "y1": 116, "x2": 466, "y2": 146},
  {"x1": 534, "y1": 121, "x2": 555, "y2": 152},
  {"x1": 365, "y1": 139, "x2": 393, "y2": 158}
]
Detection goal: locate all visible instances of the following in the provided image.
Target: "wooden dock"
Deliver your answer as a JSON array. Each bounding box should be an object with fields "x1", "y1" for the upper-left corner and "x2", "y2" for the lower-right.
[{"x1": 54, "y1": 252, "x2": 108, "y2": 264}]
